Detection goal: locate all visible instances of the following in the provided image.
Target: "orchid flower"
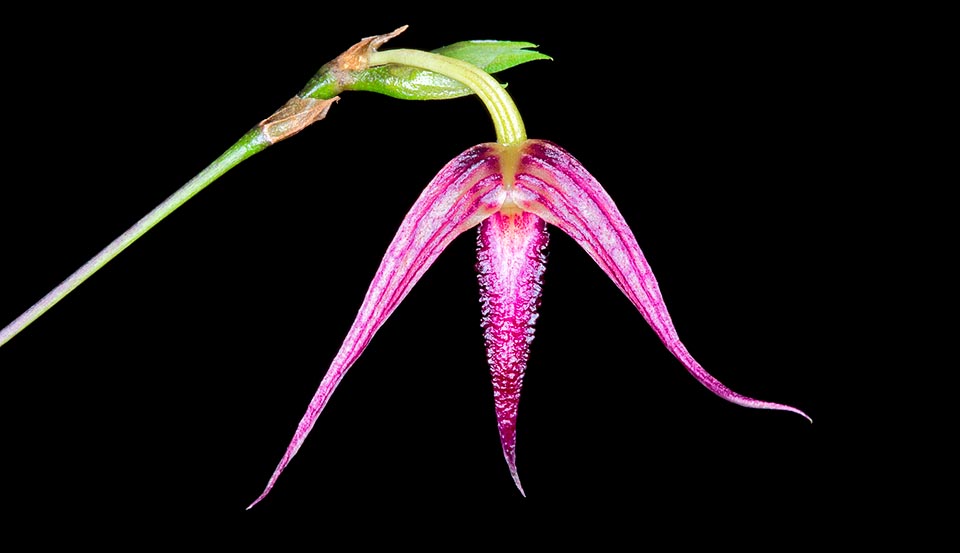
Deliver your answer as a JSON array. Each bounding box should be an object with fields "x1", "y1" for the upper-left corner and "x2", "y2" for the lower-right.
[
  {"x1": 0, "y1": 27, "x2": 809, "y2": 510},
  {"x1": 244, "y1": 30, "x2": 811, "y2": 507}
]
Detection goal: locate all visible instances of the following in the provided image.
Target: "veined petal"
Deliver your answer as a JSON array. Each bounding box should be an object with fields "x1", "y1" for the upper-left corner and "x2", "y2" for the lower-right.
[
  {"x1": 248, "y1": 144, "x2": 506, "y2": 508},
  {"x1": 513, "y1": 140, "x2": 810, "y2": 421},
  {"x1": 476, "y1": 211, "x2": 549, "y2": 496}
]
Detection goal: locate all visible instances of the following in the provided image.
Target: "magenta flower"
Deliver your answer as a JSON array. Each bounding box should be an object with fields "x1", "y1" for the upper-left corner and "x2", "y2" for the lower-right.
[
  {"x1": 237, "y1": 30, "x2": 811, "y2": 508},
  {"x1": 247, "y1": 137, "x2": 810, "y2": 507}
]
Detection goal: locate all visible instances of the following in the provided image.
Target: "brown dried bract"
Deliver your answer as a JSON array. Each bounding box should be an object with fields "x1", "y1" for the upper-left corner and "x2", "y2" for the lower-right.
[
  {"x1": 259, "y1": 96, "x2": 340, "y2": 144},
  {"x1": 257, "y1": 26, "x2": 407, "y2": 144},
  {"x1": 331, "y1": 25, "x2": 408, "y2": 72}
]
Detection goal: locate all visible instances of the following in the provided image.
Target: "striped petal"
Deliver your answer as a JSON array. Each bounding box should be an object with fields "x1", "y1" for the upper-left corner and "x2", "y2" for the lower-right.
[
  {"x1": 513, "y1": 140, "x2": 810, "y2": 421},
  {"x1": 476, "y1": 211, "x2": 549, "y2": 496},
  {"x1": 248, "y1": 144, "x2": 506, "y2": 508}
]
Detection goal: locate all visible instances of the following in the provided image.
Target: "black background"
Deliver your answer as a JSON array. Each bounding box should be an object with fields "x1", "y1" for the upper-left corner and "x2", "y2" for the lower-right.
[{"x1": 1, "y1": 5, "x2": 871, "y2": 542}]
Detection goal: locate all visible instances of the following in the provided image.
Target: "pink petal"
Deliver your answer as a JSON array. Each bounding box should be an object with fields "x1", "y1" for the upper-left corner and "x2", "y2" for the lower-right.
[
  {"x1": 476, "y1": 211, "x2": 549, "y2": 496},
  {"x1": 513, "y1": 140, "x2": 810, "y2": 422},
  {"x1": 248, "y1": 144, "x2": 506, "y2": 508}
]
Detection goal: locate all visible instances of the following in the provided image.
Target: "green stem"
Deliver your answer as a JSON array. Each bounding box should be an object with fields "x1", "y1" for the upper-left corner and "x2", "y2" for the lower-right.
[
  {"x1": 0, "y1": 128, "x2": 270, "y2": 348},
  {"x1": 368, "y1": 48, "x2": 527, "y2": 146},
  {"x1": 2, "y1": 43, "x2": 528, "y2": 348}
]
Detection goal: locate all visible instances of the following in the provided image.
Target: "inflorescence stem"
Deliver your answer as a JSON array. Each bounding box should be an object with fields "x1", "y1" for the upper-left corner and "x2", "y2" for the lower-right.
[{"x1": 0, "y1": 130, "x2": 270, "y2": 347}]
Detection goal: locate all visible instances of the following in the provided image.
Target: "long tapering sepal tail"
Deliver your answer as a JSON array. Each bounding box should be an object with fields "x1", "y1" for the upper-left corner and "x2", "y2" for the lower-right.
[
  {"x1": 247, "y1": 144, "x2": 508, "y2": 508},
  {"x1": 513, "y1": 140, "x2": 811, "y2": 421}
]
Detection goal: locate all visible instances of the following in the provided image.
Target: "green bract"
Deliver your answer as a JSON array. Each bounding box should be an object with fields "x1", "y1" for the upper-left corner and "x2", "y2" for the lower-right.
[{"x1": 300, "y1": 40, "x2": 550, "y2": 101}]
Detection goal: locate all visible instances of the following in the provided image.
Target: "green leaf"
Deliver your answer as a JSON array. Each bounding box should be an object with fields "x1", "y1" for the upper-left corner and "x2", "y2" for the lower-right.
[{"x1": 433, "y1": 40, "x2": 552, "y2": 74}]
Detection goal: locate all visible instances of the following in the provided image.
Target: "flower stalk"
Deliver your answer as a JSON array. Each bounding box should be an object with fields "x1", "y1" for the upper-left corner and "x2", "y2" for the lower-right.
[{"x1": 368, "y1": 48, "x2": 527, "y2": 146}]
